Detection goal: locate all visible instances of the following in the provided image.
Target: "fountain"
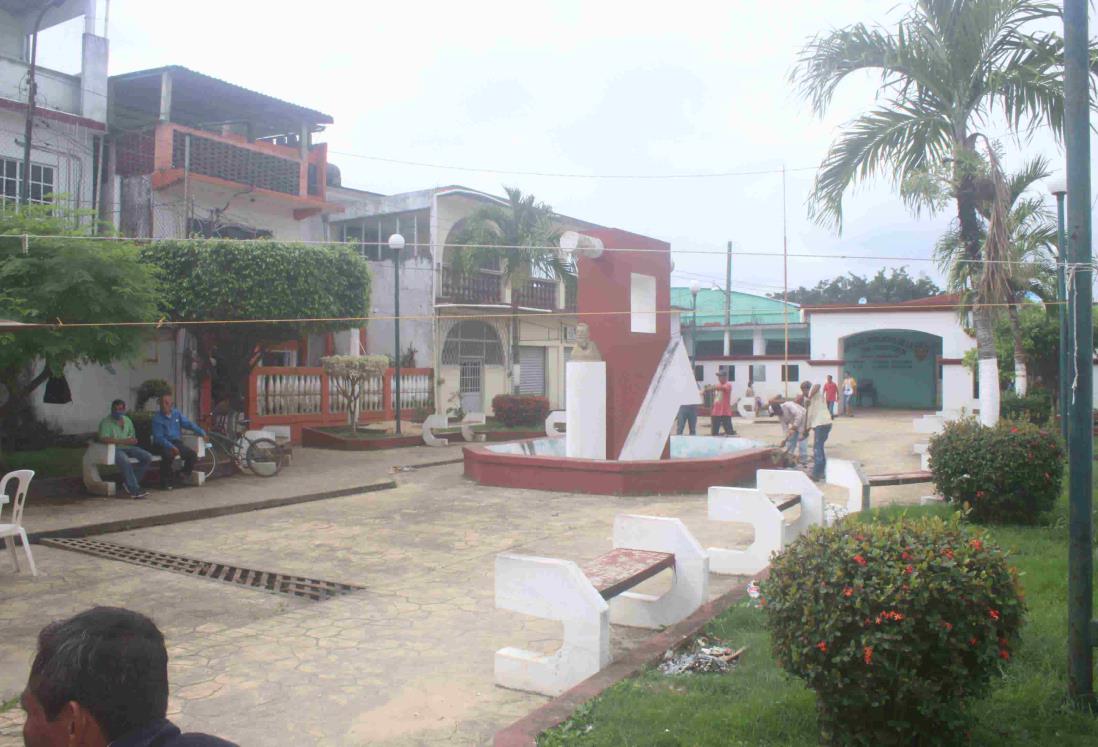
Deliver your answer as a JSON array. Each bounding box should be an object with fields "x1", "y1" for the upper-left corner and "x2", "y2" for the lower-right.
[{"x1": 462, "y1": 228, "x2": 776, "y2": 495}]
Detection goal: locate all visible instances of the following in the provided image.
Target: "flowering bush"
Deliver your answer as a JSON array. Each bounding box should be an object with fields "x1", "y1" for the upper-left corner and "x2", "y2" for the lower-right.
[
  {"x1": 491, "y1": 395, "x2": 550, "y2": 426},
  {"x1": 928, "y1": 418, "x2": 1063, "y2": 524},
  {"x1": 763, "y1": 517, "x2": 1024, "y2": 746},
  {"x1": 1000, "y1": 389, "x2": 1051, "y2": 424}
]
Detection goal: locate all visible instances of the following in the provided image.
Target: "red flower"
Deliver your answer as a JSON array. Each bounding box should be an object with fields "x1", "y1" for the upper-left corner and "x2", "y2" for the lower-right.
[
  {"x1": 969, "y1": 637, "x2": 979, "y2": 646},
  {"x1": 999, "y1": 649, "x2": 1011, "y2": 661},
  {"x1": 853, "y1": 534, "x2": 866, "y2": 541},
  {"x1": 864, "y1": 646, "x2": 874, "y2": 665},
  {"x1": 901, "y1": 551, "x2": 912, "y2": 561},
  {"x1": 975, "y1": 490, "x2": 986, "y2": 498},
  {"x1": 843, "y1": 587, "x2": 854, "y2": 598},
  {"x1": 969, "y1": 539, "x2": 983, "y2": 551},
  {"x1": 1011, "y1": 427, "x2": 1019, "y2": 434},
  {"x1": 905, "y1": 565, "x2": 914, "y2": 574},
  {"x1": 853, "y1": 554, "x2": 867, "y2": 566},
  {"x1": 817, "y1": 641, "x2": 828, "y2": 653},
  {"x1": 942, "y1": 621, "x2": 953, "y2": 632},
  {"x1": 942, "y1": 548, "x2": 954, "y2": 560},
  {"x1": 989, "y1": 609, "x2": 1000, "y2": 622}
]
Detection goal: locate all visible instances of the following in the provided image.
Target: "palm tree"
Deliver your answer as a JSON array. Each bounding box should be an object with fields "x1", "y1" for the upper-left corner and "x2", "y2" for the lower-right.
[
  {"x1": 792, "y1": 0, "x2": 1066, "y2": 425},
  {"x1": 934, "y1": 152, "x2": 1058, "y2": 397}
]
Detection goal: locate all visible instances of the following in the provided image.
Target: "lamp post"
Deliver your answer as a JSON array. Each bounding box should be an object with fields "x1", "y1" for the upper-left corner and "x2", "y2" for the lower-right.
[
  {"x1": 1049, "y1": 177, "x2": 1069, "y2": 444},
  {"x1": 689, "y1": 280, "x2": 701, "y2": 368},
  {"x1": 389, "y1": 233, "x2": 405, "y2": 436},
  {"x1": 20, "y1": 0, "x2": 65, "y2": 207}
]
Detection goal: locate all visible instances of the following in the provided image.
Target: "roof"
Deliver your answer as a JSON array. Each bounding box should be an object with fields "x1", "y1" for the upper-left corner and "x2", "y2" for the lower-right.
[
  {"x1": 109, "y1": 66, "x2": 333, "y2": 134},
  {"x1": 671, "y1": 287, "x2": 800, "y2": 327},
  {"x1": 803, "y1": 294, "x2": 962, "y2": 315}
]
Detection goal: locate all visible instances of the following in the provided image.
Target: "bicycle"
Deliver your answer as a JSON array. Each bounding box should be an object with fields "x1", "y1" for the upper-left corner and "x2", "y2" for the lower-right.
[{"x1": 196, "y1": 411, "x2": 284, "y2": 481}]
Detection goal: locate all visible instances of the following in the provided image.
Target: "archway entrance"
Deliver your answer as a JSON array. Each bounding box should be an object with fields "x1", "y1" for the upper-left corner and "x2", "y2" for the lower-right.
[
  {"x1": 840, "y1": 329, "x2": 943, "y2": 409},
  {"x1": 442, "y1": 320, "x2": 505, "y2": 414}
]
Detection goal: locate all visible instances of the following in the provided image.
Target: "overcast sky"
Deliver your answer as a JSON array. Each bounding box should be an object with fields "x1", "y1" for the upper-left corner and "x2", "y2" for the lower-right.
[{"x1": 40, "y1": 0, "x2": 1097, "y2": 297}]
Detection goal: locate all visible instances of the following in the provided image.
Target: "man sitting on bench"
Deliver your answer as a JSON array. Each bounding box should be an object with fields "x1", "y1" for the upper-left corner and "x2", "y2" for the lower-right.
[
  {"x1": 97, "y1": 399, "x2": 151, "y2": 499},
  {"x1": 151, "y1": 394, "x2": 207, "y2": 491}
]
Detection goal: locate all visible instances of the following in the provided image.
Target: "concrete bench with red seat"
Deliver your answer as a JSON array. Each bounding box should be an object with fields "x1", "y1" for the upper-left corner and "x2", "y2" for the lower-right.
[{"x1": 494, "y1": 514, "x2": 708, "y2": 696}]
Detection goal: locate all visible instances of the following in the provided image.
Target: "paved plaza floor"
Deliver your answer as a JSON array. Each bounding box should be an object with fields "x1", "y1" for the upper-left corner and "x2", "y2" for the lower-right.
[{"x1": 0, "y1": 410, "x2": 930, "y2": 745}]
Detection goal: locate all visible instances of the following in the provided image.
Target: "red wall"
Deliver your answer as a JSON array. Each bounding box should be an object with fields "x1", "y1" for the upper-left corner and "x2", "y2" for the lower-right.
[{"x1": 576, "y1": 228, "x2": 672, "y2": 460}]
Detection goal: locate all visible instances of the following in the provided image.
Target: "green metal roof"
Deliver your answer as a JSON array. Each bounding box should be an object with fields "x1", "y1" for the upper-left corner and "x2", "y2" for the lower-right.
[{"x1": 671, "y1": 287, "x2": 800, "y2": 327}]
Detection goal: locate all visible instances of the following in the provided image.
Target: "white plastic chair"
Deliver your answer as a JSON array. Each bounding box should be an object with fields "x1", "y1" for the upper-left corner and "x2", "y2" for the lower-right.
[{"x1": 0, "y1": 469, "x2": 37, "y2": 576}]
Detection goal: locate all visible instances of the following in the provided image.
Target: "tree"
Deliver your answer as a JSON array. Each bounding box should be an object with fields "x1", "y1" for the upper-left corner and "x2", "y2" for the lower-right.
[
  {"x1": 0, "y1": 205, "x2": 159, "y2": 432},
  {"x1": 775, "y1": 267, "x2": 940, "y2": 306},
  {"x1": 141, "y1": 240, "x2": 371, "y2": 405},
  {"x1": 320, "y1": 355, "x2": 388, "y2": 433},
  {"x1": 792, "y1": 0, "x2": 1069, "y2": 425},
  {"x1": 933, "y1": 152, "x2": 1058, "y2": 395}
]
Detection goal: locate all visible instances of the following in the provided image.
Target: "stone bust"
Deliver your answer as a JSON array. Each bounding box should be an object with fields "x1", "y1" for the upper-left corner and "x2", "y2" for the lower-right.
[{"x1": 571, "y1": 322, "x2": 603, "y2": 362}]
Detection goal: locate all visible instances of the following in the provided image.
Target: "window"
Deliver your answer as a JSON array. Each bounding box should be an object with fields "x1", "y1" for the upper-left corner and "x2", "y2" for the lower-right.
[
  {"x1": 630, "y1": 273, "x2": 657, "y2": 333},
  {"x1": 694, "y1": 339, "x2": 723, "y2": 357},
  {"x1": 731, "y1": 339, "x2": 753, "y2": 355},
  {"x1": 720, "y1": 365, "x2": 735, "y2": 381},
  {"x1": 751, "y1": 364, "x2": 767, "y2": 382},
  {"x1": 0, "y1": 158, "x2": 55, "y2": 205},
  {"x1": 442, "y1": 321, "x2": 504, "y2": 365},
  {"x1": 973, "y1": 370, "x2": 979, "y2": 400},
  {"x1": 765, "y1": 338, "x2": 809, "y2": 355},
  {"x1": 694, "y1": 365, "x2": 704, "y2": 382},
  {"x1": 338, "y1": 211, "x2": 430, "y2": 262},
  {"x1": 781, "y1": 364, "x2": 800, "y2": 382}
]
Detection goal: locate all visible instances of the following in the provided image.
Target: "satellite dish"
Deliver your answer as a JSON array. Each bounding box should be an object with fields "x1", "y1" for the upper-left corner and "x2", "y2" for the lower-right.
[
  {"x1": 858, "y1": 297, "x2": 868, "y2": 305},
  {"x1": 559, "y1": 231, "x2": 604, "y2": 259}
]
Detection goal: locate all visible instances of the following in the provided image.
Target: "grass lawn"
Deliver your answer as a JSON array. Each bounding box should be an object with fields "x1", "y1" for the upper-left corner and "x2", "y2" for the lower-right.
[
  {"x1": 313, "y1": 426, "x2": 392, "y2": 439},
  {"x1": 1, "y1": 446, "x2": 86, "y2": 478},
  {"x1": 541, "y1": 491, "x2": 1098, "y2": 746}
]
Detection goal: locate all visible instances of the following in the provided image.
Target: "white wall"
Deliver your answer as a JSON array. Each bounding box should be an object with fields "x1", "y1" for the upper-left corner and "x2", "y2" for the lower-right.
[
  {"x1": 0, "y1": 108, "x2": 98, "y2": 213},
  {"x1": 695, "y1": 359, "x2": 834, "y2": 404},
  {"x1": 810, "y1": 310, "x2": 974, "y2": 360}
]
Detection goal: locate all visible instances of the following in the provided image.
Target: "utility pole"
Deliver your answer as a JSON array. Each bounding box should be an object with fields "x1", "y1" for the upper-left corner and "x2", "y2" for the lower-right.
[
  {"x1": 724, "y1": 241, "x2": 732, "y2": 356},
  {"x1": 20, "y1": 1, "x2": 63, "y2": 207},
  {"x1": 1064, "y1": 0, "x2": 1095, "y2": 707},
  {"x1": 782, "y1": 164, "x2": 789, "y2": 398}
]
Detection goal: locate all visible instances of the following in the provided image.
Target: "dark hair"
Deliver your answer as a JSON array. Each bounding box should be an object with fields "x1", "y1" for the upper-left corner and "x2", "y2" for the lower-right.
[
  {"x1": 110, "y1": 399, "x2": 126, "y2": 410},
  {"x1": 769, "y1": 402, "x2": 782, "y2": 417},
  {"x1": 29, "y1": 607, "x2": 169, "y2": 740}
]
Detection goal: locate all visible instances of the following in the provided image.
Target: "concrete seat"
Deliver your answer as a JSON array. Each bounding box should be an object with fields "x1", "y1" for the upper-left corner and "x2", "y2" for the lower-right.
[
  {"x1": 82, "y1": 435, "x2": 206, "y2": 496},
  {"x1": 495, "y1": 514, "x2": 708, "y2": 696}
]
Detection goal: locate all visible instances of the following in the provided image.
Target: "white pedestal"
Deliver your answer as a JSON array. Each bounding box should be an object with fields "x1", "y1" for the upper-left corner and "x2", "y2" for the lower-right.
[{"x1": 566, "y1": 361, "x2": 606, "y2": 460}]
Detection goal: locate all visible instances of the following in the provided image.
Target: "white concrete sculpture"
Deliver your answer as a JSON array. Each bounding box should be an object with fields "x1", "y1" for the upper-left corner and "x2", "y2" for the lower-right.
[
  {"x1": 559, "y1": 230, "x2": 605, "y2": 260},
  {"x1": 566, "y1": 361, "x2": 606, "y2": 459},
  {"x1": 825, "y1": 458, "x2": 871, "y2": 521},
  {"x1": 608, "y1": 514, "x2": 709, "y2": 630},
  {"x1": 913, "y1": 442, "x2": 930, "y2": 471},
  {"x1": 707, "y1": 486, "x2": 785, "y2": 576},
  {"x1": 618, "y1": 338, "x2": 701, "y2": 461},
  {"x1": 83, "y1": 435, "x2": 206, "y2": 496},
  {"x1": 756, "y1": 469, "x2": 825, "y2": 543},
  {"x1": 736, "y1": 397, "x2": 757, "y2": 420},
  {"x1": 460, "y1": 412, "x2": 487, "y2": 442},
  {"x1": 545, "y1": 410, "x2": 566, "y2": 438},
  {"x1": 494, "y1": 553, "x2": 610, "y2": 697},
  {"x1": 421, "y1": 414, "x2": 450, "y2": 447}
]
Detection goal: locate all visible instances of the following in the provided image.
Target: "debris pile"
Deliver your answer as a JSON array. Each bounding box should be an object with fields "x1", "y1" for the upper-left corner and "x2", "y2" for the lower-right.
[{"x1": 658, "y1": 637, "x2": 745, "y2": 675}]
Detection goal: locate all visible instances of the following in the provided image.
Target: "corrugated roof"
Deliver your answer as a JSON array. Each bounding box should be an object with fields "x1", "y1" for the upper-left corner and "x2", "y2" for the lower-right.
[{"x1": 670, "y1": 287, "x2": 799, "y2": 326}]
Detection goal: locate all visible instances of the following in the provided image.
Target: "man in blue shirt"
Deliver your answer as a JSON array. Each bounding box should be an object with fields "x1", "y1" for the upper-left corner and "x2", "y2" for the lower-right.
[{"x1": 150, "y1": 394, "x2": 206, "y2": 490}]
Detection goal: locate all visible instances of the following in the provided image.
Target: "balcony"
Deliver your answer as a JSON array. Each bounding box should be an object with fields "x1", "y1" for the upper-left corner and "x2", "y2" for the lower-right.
[
  {"x1": 513, "y1": 278, "x2": 558, "y2": 311},
  {"x1": 438, "y1": 267, "x2": 503, "y2": 305}
]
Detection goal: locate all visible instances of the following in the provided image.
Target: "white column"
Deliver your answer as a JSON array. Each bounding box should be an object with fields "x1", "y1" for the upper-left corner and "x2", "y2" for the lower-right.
[
  {"x1": 752, "y1": 328, "x2": 766, "y2": 355},
  {"x1": 566, "y1": 361, "x2": 606, "y2": 459}
]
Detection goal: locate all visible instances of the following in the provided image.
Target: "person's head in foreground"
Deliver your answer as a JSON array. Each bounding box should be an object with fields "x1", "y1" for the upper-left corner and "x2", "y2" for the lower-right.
[
  {"x1": 22, "y1": 606, "x2": 235, "y2": 747},
  {"x1": 716, "y1": 371, "x2": 727, "y2": 382}
]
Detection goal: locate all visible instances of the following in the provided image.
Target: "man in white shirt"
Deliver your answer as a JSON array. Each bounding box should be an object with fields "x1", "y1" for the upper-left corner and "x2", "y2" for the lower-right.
[
  {"x1": 768, "y1": 397, "x2": 807, "y2": 466},
  {"x1": 801, "y1": 380, "x2": 834, "y2": 480}
]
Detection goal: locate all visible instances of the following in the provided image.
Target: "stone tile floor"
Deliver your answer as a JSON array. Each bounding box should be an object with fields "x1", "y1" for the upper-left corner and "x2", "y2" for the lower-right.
[{"x1": 0, "y1": 410, "x2": 929, "y2": 745}]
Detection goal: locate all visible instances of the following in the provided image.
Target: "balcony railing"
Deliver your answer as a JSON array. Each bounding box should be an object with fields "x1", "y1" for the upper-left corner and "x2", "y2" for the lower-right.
[
  {"x1": 513, "y1": 278, "x2": 558, "y2": 310},
  {"x1": 438, "y1": 267, "x2": 503, "y2": 305}
]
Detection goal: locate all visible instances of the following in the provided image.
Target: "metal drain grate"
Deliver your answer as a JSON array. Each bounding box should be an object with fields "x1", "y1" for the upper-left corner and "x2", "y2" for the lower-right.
[{"x1": 42, "y1": 537, "x2": 363, "y2": 602}]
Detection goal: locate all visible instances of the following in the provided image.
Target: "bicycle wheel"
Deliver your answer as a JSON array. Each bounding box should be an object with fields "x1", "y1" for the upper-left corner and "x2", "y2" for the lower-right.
[
  {"x1": 193, "y1": 437, "x2": 223, "y2": 481},
  {"x1": 246, "y1": 437, "x2": 282, "y2": 477}
]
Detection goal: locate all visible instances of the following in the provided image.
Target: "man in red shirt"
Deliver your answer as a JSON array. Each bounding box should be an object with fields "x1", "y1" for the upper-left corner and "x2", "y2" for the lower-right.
[
  {"x1": 823, "y1": 374, "x2": 839, "y2": 417},
  {"x1": 706, "y1": 370, "x2": 737, "y2": 436}
]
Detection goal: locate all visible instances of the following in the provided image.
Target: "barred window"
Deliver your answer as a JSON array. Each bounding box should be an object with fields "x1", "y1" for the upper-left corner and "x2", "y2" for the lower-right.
[
  {"x1": 0, "y1": 158, "x2": 55, "y2": 205},
  {"x1": 442, "y1": 321, "x2": 504, "y2": 365}
]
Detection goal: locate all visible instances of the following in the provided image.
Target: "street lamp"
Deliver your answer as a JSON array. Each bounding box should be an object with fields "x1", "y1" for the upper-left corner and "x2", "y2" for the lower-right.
[
  {"x1": 389, "y1": 233, "x2": 405, "y2": 436},
  {"x1": 689, "y1": 280, "x2": 701, "y2": 369},
  {"x1": 20, "y1": 0, "x2": 65, "y2": 207},
  {"x1": 1049, "y1": 176, "x2": 1068, "y2": 443}
]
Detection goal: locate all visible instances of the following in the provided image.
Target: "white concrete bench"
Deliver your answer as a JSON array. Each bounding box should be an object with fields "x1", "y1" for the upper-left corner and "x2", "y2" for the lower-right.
[
  {"x1": 825, "y1": 458, "x2": 871, "y2": 523},
  {"x1": 736, "y1": 397, "x2": 757, "y2": 420},
  {"x1": 913, "y1": 415, "x2": 945, "y2": 435},
  {"x1": 421, "y1": 412, "x2": 487, "y2": 447},
  {"x1": 545, "y1": 410, "x2": 566, "y2": 438},
  {"x1": 913, "y1": 442, "x2": 930, "y2": 471},
  {"x1": 707, "y1": 469, "x2": 825, "y2": 576},
  {"x1": 495, "y1": 514, "x2": 708, "y2": 696},
  {"x1": 82, "y1": 435, "x2": 206, "y2": 497}
]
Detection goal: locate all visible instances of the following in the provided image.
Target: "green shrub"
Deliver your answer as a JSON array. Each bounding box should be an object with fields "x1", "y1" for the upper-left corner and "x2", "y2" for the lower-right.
[
  {"x1": 1000, "y1": 389, "x2": 1051, "y2": 424},
  {"x1": 135, "y1": 378, "x2": 172, "y2": 410},
  {"x1": 928, "y1": 418, "x2": 1063, "y2": 524},
  {"x1": 490, "y1": 395, "x2": 549, "y2": 427},
  {"x1": 763, "y1": 517, "x2": 1024, "y2": 746}
]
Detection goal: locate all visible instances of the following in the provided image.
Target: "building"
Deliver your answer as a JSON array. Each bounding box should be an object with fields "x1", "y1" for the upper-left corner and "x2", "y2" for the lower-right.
[
  {"x1": 679, "y1": 288, "x2": 981, "y2": 414},
  {"x1": 0, "y1": 0, "x2": 108, "y2": 213}
]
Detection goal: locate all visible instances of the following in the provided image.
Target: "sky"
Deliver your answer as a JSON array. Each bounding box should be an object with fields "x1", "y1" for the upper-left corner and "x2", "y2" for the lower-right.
[{"x1": 37, "y1": 0, "x2": 1097, "y2": 299}]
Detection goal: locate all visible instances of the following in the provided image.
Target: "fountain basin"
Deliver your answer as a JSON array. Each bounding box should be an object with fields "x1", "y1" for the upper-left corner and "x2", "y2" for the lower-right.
[{"x1": 462, "y1": 436, "x2": 777, "y2": 496}]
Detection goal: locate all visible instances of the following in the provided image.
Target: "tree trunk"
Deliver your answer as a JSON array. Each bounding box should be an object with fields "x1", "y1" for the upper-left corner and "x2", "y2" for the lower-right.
[
  {"x1": 974, "y1": 306, "x2": 1000, "y2": 426},
  {"x1": 1008, "y1": 303, "x2": 1027, "y2": 396}
]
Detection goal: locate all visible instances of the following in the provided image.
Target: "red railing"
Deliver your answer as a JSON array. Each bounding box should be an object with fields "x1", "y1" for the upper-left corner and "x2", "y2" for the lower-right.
[
  {"x1": 246, "y1": 366, "x2": 432, "y2": 442},
  {"x1": 513, "y1": 278, "x2": 558, "y2": 310},
  {"x1": 438, "y1": 267, "x2": 502, "y2": 305}
]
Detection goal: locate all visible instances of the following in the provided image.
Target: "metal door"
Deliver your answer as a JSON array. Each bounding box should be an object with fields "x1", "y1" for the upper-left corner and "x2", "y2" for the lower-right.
[
  {"x1": 459, "y1": 359, "x2": 483, "y2": 413},
  {"x1": 518, "y1": 346, "x2": 546, "y2": 396}
]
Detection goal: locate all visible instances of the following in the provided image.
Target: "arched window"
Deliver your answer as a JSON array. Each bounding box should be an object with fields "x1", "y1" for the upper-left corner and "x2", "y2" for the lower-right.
[{"x1": 442, "y1": 321, "x2": 504, "y2": 365}]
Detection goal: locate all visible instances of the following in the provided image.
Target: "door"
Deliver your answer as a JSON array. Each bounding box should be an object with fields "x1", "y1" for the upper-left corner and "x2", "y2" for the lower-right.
[
  {"x1": 459, "y1": 359, "x2": 483, "y2": 414},
  {"x1": 518, "y1": 346, "x2": 546, "y2": 396}
]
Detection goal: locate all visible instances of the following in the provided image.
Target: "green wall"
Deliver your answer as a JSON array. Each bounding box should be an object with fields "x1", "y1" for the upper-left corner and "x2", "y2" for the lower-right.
[{"x1": 842, "y1": 330, "x2": 942, "y2": 409}]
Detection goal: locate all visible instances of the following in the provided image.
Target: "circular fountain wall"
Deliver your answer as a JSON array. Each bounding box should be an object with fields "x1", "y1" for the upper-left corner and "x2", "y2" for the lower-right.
[{"x1": 462, "y1": 436, "x2": 777, "y2": 496}]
